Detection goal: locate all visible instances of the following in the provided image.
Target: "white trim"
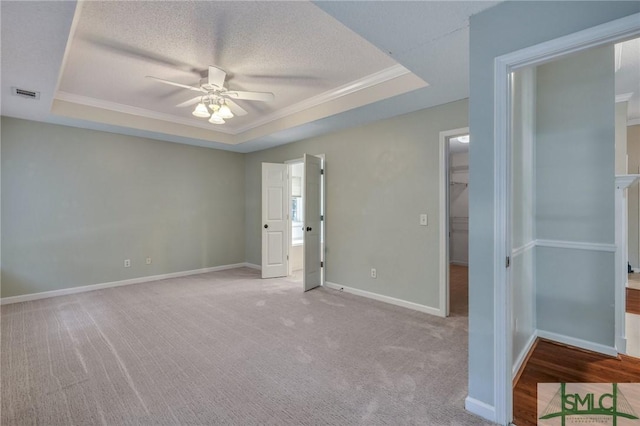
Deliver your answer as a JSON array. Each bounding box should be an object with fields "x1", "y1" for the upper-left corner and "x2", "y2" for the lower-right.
[
  {"x1": 512, "y1": 332, "x2": 537, "y2": 377},
  {"x1": 511, "y1": 240, "x2": 536, "y2": 258},
  {"x1": 324, "y1": 281, "x2": 443, "y2": 317},
  {"x1": 51, "y1": 2, "x2": 84, "y2": 109},
  {"x1": 439, "y1": 127, "x2": 469, "y2": 319},
  {"x1": 234, "y1": 64, "x2": 413, "y2": 134},
  {"x1": 535, "y1": 239, "x2": 616, "y2": 253},
  {"x1": 494, "y1": 46, "x2": 512, "y2": 426},
  {"x1": 628, "y1": 117, "x2": 640, "y2": 126},
  {"x1": 497, "y1": 14, "x2": 640, "y2": 73},
  {"x1": 464, "y1": 396, "x2": 496, "y2": 423},
  {"x1": 536, "y1": 330, "x2": 618, "y2": 357},
  {"x1": 0, "y1": 263, "x2": 249, "y2": 305},
  {"x1": 614, "y1": 175, "x2": 640, "y2": 355},
  {"x1": 493, "y1": 14, "x2": 640, "y2": 425},
  {"x1": 616, "y1": 174, "x2": 640, "y2": 189},
  {"x1": 616, "y1": 92, "x2": 634, "y2": 103},
  {"x1": 244, "y1": 263, "x2": 262, "y2": 271},
  {"x1": 55, "y1": 91, "x2": 236, "y2": 134}
]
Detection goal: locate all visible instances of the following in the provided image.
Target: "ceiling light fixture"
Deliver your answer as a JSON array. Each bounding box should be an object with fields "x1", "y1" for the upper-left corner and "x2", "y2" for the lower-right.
[
  {"x1": 192, "y1": 102, "x2": 210, "y2": 118},
  {"x1": 208, "y1": 113, "x2": 225, "y2": 125},
  {"x1": 457, "y1": 135, "x2": 470, "y2": 143},
  {"x1": 218, "y1": 102, "x2": 234, "y2": 119}
]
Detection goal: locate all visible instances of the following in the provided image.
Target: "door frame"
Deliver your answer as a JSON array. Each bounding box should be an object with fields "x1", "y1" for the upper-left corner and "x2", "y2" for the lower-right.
[
  {"x1": 285, "y1": 154, "x2": 326, "y2": 286},
  {"x1": 439, "y1": 127, "x2": 469, "y2": 317},
  {"x1": 492, "y1": 13, "x2": 640, "y2": 425},
  {"x1": 285, "y1": 158, "x2": 303, "y2": 277}
]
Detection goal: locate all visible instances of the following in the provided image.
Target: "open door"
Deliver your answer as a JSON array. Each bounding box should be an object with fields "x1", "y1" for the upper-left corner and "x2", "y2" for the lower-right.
[
  {"x1": 262, "y1": 163, "x2": 288, "y2": 278},
  {"x1": 303, "y1": 154, "x2": 322, "y2": 291}
]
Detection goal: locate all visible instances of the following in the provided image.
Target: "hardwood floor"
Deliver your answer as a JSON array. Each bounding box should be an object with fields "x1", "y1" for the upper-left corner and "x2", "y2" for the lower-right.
[
  {"x1": 450, "y1": 264, "x2": 468, "y2": 317},
  {"x1": 513, "y1": 339, "x2": 640, "y2": 426},
  {"x1": 628, "y1": 287, "x2": 640, "y2": 315}
]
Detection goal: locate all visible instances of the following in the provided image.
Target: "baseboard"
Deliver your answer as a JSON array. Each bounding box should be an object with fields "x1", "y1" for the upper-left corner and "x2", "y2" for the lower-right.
[
  {"x1": 511, "y1": 330, "x2": 538, "y2": 379},
  {"x1": 1, "y1": 263, "x2": 248, "y2": 305},
  {"x1": 464, "y1": 396, "x2": 496, "y2": 423},
  {"x1": 243, "y1": 263, "x2": 262, "y2": 271},
  {"x1": 324, "y1": 281, "x2": 443, "y2": 317},
  {"x1": 536, "y1": 329, "x2": 618, "y2": 357},
  {"x1": 450, "y1": 260, "x2": 468, "y2": 266}
]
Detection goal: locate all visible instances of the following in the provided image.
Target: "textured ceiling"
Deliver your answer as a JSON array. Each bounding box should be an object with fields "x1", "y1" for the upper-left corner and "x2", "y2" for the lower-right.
[
  {"x1": 59, "y1": 1, "x2": 403, "y2": 132},
  {"x1": 1, "y1": 1, "x2": 507, "y2": 152}
]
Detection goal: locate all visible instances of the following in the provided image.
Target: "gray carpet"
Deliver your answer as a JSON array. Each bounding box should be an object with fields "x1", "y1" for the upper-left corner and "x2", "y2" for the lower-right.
[{"x1": 1, "y1": 267, "x2": 490, "y2": 425}]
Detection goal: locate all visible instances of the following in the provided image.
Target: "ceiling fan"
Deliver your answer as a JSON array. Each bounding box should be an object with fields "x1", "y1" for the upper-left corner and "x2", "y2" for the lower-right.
[{"x1": 146, "y1": 65, "x2": 275, "y2": 124}]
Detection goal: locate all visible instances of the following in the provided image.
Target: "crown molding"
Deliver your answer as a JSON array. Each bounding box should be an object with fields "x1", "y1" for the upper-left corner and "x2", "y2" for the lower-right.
[
  {"x1": 54, "y1": 91, "x2": 236, "y2": 135},
  {"x1": 616, "y1": 92, "x2": 633, "y2": 103},
  {"x1": 232, "y1": 64, "x2": 416, "y2": 134}
]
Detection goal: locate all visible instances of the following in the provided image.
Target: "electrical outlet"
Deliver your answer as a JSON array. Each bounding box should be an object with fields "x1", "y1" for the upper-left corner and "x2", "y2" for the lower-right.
[
  {"x1": 124, "y1": 259, "x2": 131, "y2": 268},
  {"x1": 420, "y1": 213, "x2": 428, "y2": 226},
  {"x1": 146, "y1": 257, "x2": 152, "y2": 265},
  {"x1": 371, "y1": 268, "x2": 377, "y2": 279}
]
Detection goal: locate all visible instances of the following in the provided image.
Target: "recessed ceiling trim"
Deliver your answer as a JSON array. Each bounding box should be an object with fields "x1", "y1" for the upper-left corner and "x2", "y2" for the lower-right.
[
  {"x1": 616, "y1": 92, "x2": 634, "y2": 103},
  {"x1": 55, "y1": 91, "x2": 235, "y2": 135},
  {"x1": 52, "y1": 1, "x2": 83, "y2": 109},
  {"x1": 233, "y1": 64, "x2": 420, "y2": 134}
]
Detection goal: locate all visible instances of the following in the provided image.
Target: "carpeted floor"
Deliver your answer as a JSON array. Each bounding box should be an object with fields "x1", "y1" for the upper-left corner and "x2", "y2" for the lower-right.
[{"x1": 1, "y1": 267, "x2": 488, "y2": 425}]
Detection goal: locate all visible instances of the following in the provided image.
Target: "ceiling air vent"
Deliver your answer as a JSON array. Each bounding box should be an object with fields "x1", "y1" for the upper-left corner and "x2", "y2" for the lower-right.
[{"x1": 11, "y1": 87, "x2": 40, "y2": 100}]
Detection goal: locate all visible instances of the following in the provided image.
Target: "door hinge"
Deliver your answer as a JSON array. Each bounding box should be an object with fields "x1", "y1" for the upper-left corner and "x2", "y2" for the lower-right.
[
  {"x1": 320, "y1": 169, "x2": 324, "y2": 175},
  {"x1": 320, "y1": 215, "x2": 324, "y2": 221},
  {"x1": 287, "y1": 255, "x2": 289, "y2": 260},
  {"x1": 321, "y1": 261, "x2": 324, "y2": 268},
  {"x1": 506, "y1": 256, "x2": 511, "y2": 268}
]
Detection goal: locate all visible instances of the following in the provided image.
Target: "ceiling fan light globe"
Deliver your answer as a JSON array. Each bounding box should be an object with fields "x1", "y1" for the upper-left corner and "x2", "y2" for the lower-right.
[
  {"x1": 208, "y1": 114, "x2": 225, "y2": 125},
  {"x1": 218, "y1": 104, "x2": 234, "y2": 119},
  {"x1": 192, "y1": 103, "x2": 210, "y2": 118}
]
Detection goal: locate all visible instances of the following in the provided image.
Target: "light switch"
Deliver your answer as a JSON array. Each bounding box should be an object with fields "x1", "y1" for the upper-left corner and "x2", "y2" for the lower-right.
[{"x1": 420, "y1": 213, "x2": 428, "y2": 226}]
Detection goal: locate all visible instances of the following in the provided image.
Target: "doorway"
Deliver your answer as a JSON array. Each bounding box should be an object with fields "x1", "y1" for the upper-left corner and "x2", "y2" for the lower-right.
[
  {"x1": 261, "y1": 154, "x2": 325, "y2": 292},
  {"x1": 493, "y1": 13, "x2": 640, "y2": 425},
  {"x1": 439, "y1": 127, "x2": 470, "y2": 317},
  {"x1": 287, "y1": 160, "x2": 304, "y2": 281}
]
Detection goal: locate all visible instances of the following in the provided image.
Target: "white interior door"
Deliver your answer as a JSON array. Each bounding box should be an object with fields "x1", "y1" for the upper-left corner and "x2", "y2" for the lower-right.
[
  {"x1": 262, "y1": 163, "x2": 288, "y2": 279},
  {"x1": 303, "y1": 154, "x2": 322, "y2": 291}
]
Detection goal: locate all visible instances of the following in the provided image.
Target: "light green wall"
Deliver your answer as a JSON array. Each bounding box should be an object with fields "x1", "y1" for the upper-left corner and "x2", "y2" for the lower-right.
[
  {"x1": 535, "y1": 46, "x2": 615, "y2": 346},
  {"x1": 245, "y1": 100, "x2": 468, "y2": 309},
  {"x1": 1, "y1": 117, "x2": 245, "y2": 298}
]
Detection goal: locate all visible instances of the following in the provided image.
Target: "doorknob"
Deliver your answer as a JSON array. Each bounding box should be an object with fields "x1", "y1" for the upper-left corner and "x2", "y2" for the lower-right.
[
  {"x1": 306, "y1": 227, "x2": 312, "y2": 231},
  {"x1": 264, "y1": 224, "x2": 268, "y2": 229}
]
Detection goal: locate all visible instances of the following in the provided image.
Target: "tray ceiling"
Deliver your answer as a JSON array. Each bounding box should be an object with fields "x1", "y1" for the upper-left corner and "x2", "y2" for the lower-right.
[
  {"x1": 53, "y1": 1, "x2": 427, "y2": 145},
  {"x1": 2, "y1": 1, "x2": 506, "y2": 152}
]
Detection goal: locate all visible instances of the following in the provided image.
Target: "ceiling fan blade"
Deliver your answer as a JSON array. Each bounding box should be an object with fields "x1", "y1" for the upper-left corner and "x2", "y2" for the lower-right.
[
  {"x1": 176, "y1": 96, "x2": 203, "y2": 108},
  {"x1": 146, "y1": 76, "x2": 203, "y2": 92},
  {"x1": 82, "y1": 34, "x2": 205, "y2": 76},
  {"x1": 225, "y1": 99, "x2": 248, "y2": 116},
  {"x1": 224, "y1": 90, "x2": 275, "y2": 102},
  {"x1": 208, "y1": 66, "x2": 227, "y2": 89}
]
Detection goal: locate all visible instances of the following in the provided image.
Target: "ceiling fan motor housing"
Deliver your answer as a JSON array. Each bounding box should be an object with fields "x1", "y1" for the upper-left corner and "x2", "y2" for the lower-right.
[{"x1": 200, "y1": 78, "x2": 224, "y2": 92}]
